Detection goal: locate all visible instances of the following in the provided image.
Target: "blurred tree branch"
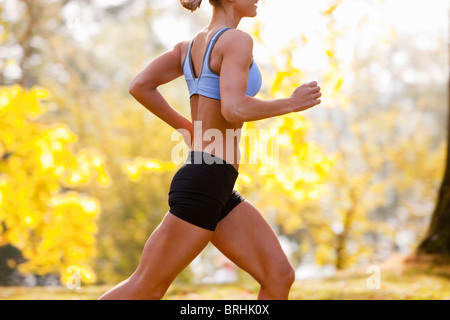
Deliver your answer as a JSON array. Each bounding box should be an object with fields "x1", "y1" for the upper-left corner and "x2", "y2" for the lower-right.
[{"x1": 17, "y1": 0, "x2": 37, "y2": 86}]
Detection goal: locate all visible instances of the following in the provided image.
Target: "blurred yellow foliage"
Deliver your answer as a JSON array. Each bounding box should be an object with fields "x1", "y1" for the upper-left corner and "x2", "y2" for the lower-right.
[
  {"x1": 238, "y1": 113, "x2": 335, "y2": 236},
  {"x1": 121, "y1": 158, "x2": 167, "y2": 181},
  {"x1": 0, "y1": 85, "x2": 106, "y2": 283}
]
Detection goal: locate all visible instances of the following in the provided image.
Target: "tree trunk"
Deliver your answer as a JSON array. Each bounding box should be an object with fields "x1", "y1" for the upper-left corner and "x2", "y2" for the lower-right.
[
  {"x1": 335, "y1": 189, "x2": 359, "y2": 269},
  {"x1": 417, "y1": 79, "x2": 450, "y2": 255}
]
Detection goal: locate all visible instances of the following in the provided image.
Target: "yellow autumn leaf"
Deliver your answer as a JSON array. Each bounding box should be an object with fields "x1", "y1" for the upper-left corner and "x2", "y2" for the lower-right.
[
  {"x1": 80, "y1": 198, "x2": 99, "y2": 215},
  {"x1": 142, "y1": 159, "x2": 163, "y2": 171},
  {"x1": 122, "y1": 162, "x2": 140, "y2": 180},
  {"x1": 334, "y1": 77, "x2": 344, "y2": 93},
  {"x1": 323, "y1": 0, "x2": 342, "y2": 15},
  {"x1": 238, "y1": 172, "x2": 252, "y2": 185}
]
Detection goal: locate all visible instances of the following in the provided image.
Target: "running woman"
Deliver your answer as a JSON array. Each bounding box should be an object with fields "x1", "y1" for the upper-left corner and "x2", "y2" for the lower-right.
[{"x1": 99, "y1": 0, "x2": 322, "y2": 300}]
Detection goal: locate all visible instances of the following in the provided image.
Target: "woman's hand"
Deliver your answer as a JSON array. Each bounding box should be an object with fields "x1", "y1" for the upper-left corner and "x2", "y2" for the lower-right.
[
  {"x1": 290, "y1": 81, "x2": 322, "y2": 112},
  {"x1": 177, "y1": 123, "x2": 193, "y2": 149}
]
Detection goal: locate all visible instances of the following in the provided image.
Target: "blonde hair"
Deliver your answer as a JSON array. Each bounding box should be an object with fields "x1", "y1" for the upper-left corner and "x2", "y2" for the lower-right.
[{"x1": 180, "y1": 0, "x2": 221, "y2": 12}]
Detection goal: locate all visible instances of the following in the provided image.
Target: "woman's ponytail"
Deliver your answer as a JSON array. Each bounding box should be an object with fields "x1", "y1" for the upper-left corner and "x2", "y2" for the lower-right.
[
  {"x1": 180, "y1": 0, "x2": 203, "y2": 12},
  {"x1": 180, "y1": 0, "x2": 221, "y2": 12}
]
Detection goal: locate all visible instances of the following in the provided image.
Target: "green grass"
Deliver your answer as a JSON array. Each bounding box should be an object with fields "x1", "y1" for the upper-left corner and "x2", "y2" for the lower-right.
[{"x1": 2, "y1": 258, "x2": 450, "y2": 300}]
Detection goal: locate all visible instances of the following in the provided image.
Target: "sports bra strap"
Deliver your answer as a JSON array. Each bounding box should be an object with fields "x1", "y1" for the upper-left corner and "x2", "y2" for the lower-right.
[{"x1": 203, "y1": 27, "x2": 232, "y2": 69}]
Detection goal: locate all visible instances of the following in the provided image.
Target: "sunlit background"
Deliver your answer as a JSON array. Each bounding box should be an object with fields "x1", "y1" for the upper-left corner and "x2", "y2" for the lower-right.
[{"x1": 0, "y1": 0, "x2": 449, "y2": 299}]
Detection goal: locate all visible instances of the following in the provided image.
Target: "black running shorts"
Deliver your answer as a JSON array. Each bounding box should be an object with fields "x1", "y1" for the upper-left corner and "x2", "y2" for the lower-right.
[{"x1": 168, "y1": 151, "x2": 245, "y2": 231}]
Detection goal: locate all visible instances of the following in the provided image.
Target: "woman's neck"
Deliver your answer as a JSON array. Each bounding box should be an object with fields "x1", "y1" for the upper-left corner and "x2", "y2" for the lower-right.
[{"x1": 209, "y1": 6, "x2": 242, "y2": 29}]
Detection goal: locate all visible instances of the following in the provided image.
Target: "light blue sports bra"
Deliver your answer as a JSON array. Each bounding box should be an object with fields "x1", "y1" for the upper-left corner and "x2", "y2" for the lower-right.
[{"x1": 182, "y1": 27, "x2": 262, "y2": 101}]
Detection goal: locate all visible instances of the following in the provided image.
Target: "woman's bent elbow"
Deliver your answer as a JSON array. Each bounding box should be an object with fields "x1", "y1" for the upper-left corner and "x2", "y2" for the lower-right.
[
  {"x1": 129, "y1": 79, "x2": 155, "y2": 99},
  {"x1": 221, "y1": 105, "x2": 241, "y2": 123},
  {"x1": 129, "y1": 81, "x2": 137, "y2": 97},
  {"x1": 129, "y1": 79, "x2": 141, "y2": 97}
]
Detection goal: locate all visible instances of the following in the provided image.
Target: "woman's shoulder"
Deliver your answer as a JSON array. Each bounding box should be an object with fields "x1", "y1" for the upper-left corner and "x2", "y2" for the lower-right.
[
  {"x1": 223, "y1": 28, "x2": 253, "y2": 46},
  {"x1": 219, "y1": 28, "x2": 254, "y2": 54},
  {"x1": 174, "y1": 40, "x2": 191, "y2": 51},
  {"x1": 172, "y1": 40, "x2": 191, "y2": 62}
]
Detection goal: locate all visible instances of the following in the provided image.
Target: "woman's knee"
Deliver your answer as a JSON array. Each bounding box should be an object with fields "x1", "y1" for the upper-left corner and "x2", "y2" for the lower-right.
[
  {"x1": 260, "y1": 261, "x2": 295, "y2": 289},
  {"x1": 278, "y1": 263, "x2": 296, "y2": 287},
  {"x1": 127, "y1": 272, "x2": 171, "y2": 300}
]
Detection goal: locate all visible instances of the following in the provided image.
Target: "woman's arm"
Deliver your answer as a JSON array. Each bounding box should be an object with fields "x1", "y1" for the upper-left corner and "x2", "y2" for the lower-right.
[
  {"x1": 129, "y1": 42, "x2": 193, "y2": 141},
  {"x1": 220, "y1": 31, "x2": 322, "y2": 123}
]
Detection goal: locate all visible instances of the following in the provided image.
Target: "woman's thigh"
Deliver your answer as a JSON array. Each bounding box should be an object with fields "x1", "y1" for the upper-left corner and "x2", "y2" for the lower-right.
[
  {"x1": 132, "y1": 212, "x2": 213, "y2": 294},
  {"x1": 210, "y1": 200, "x2": 292, "y2": 284},
  {"x1": 99, "y1": 212, "x2": 213, "y2": 300}
]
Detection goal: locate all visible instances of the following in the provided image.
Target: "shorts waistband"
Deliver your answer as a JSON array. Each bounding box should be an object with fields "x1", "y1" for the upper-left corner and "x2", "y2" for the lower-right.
[{"x1": 186, "y1": 151, "x2": 239, "y2": 175}]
